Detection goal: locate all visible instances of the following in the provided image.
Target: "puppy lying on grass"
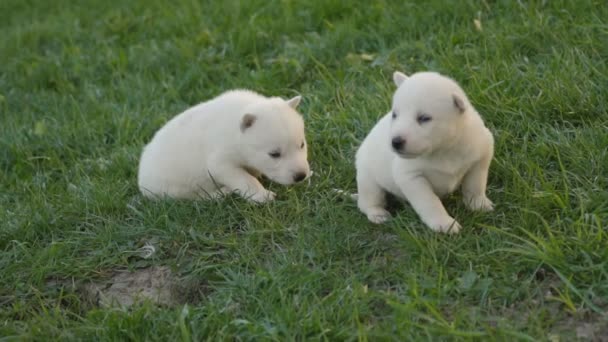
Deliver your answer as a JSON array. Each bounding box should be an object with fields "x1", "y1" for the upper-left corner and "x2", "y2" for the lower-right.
[
  {"x1": 355, "y1": 71, "x2": 494, "y2": 233},
  {"x1": 138, "y1": 90, "x2": 310, "y2": 202}
]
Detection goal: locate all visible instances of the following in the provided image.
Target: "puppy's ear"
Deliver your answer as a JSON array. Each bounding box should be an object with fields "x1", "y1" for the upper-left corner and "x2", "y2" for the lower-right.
[
  {"x1": 393, "y1": 71, "x2": 408, "y2": 87},
  {"x1": 285, "y1": 95, "x2": 302, "y2": 109},
  {"x1": 452, "y1": 94, "x2": 466, "y2": 113},
  {"x1": 240, "y1": 113, "x2": 256, "y2": 132}
]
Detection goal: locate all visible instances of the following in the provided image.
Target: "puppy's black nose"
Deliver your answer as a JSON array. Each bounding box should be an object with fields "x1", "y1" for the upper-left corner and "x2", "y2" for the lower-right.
[
  {"x1": 391, "y1": 136, "x2": 405, "y2": 150},
  {"x1": 293, "y1": 172, "x2": 307, "y2": 182}
]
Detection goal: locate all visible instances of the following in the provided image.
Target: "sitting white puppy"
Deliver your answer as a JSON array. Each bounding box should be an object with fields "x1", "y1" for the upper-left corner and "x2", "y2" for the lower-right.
[
  {"x1": 355, "y1": 71, "x2": 494, "y2": 233},
  {"x1": 138, "y1": 90, "x2": 310, "y2": 202}
]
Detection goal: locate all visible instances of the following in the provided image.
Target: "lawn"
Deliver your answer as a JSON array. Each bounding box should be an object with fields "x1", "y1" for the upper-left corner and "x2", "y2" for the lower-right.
[{"x1": 1, "y1": 0, "x2": 607, "y2": 340}]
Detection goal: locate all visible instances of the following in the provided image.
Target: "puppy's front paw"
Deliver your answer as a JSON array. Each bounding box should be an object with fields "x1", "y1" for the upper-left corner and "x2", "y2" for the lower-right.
[
  {"x1": 366, "y1": 208, "x2": 391, "y2": 224},
  {"x1": 429, "y1": 217, "x2": 461, "y2": 234},
  {"x1": 464, "y1": 195, "x2": 494, "y2": 212},
  {"x1": 249, "y1": 190, "x2": 276, "y2": 203}
]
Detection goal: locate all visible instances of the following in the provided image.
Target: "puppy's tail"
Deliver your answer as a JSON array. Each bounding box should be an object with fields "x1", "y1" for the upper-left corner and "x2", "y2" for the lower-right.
[{"x1": 331, "y1": 188, "x2": 358, "y2": 201}]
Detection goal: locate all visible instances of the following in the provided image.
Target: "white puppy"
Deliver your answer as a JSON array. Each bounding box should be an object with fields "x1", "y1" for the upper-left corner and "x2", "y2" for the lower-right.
[
  {"x1": 355, "y1": 71, "x2": 494, "y2": 233},
  {"x1": 138, "y1": 90, "x2": 310, "y2": 202}
]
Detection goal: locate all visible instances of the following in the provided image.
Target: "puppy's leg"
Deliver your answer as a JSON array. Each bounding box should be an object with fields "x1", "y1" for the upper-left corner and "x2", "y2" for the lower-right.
[
  {"x1": 208, "y1": 165, "x2": 275, "y2": 203},
  {"x1": 397, "y1": 175, "x2": 461, "y2": 234},
  {"x1": 461, "y1": 154, "x2": 494, "y2": 212},
  {"x1": 357, "y1": 172, "x2": 390, "y2": 224}
]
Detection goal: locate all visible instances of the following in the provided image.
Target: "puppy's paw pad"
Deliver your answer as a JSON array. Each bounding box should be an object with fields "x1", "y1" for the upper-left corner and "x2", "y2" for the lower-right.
[
  {"x1": 465, "y1": 196, "x2": 494, "y2": 212},
  {"x1": 250, "y1": 190, "x2": 276, "y2": 203},
  {"x1": 430, "y1": 218, "x2": 461, "y2": 234},
  {"x1": 367, "y1": 209, "x2": 391, "y2": 224},
  {"x1": 445, "y1": 221, "x2": 462, "y2": 234}
]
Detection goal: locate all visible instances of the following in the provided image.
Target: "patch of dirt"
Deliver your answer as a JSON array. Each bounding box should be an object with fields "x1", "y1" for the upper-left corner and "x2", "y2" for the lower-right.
[
  {"x1": 493, "y1": 267, "x2": 608, "y2": 341},
  {"x1": 82, "y1": 266, "x2": 179, "y2": 308},
  {"x1": 47, "y1": 266, "x2": 207, "y2": 309},
  {"x1": 573, "y1": 321, "x2": 608, "y2": 341}
]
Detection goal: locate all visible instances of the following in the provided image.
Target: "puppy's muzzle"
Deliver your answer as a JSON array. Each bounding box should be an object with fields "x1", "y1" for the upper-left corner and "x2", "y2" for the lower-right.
[
  {"x1": 391, "y1": 136, "x2": 406, "y2": 152},
  {"x1": 293, "y1": 172, "x2": 307, "y2": 183}
]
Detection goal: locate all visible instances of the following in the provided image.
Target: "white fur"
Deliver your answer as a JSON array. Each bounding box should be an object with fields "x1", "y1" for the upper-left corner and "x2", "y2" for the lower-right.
[
  {"x1": 355, "y1": 71, "x2": 494, "y2": 233},
  {"x1": 138, "y1": 90, "x2": 310, "y2": 202}
]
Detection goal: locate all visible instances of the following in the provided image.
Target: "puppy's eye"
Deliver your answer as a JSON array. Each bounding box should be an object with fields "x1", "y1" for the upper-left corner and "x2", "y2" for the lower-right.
[
  {"x1": 300, "y1": 141, "x2": 305, "y2": 149},
  {"x1": 269, "y1": 151, "x2": 281, "y2": 158},
  {"x1": 391, "y1": 111, "x2": 397, "y2": 119},
  {"x1": 417, "y1": 113, "x2": 432, "y2": 124}
]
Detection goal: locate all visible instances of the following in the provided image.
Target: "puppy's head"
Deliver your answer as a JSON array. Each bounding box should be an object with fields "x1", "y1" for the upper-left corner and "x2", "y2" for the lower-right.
[
  {"x1": 238, "y1": 95, "x2": 310, "y2": 185},
  {"x1": 389, "y1": 71, "x2": 469, "y2": 158}
]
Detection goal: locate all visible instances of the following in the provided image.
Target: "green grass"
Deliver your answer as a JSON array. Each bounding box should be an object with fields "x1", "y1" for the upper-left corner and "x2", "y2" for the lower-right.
[{"x1": 1, "y1": 0, "x2": 607, "y2": 340}]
